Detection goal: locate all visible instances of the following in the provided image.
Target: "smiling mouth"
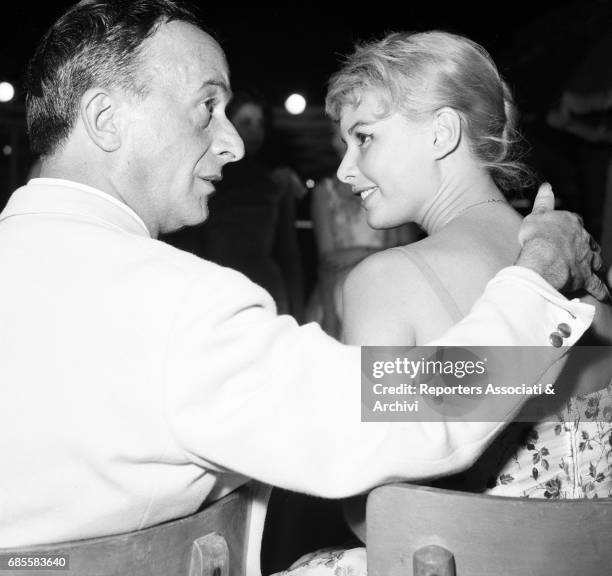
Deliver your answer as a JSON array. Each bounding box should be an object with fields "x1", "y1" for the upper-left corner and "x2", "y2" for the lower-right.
[{"x1": 353, "y1": 186, "x2": 379, "y2": 201}]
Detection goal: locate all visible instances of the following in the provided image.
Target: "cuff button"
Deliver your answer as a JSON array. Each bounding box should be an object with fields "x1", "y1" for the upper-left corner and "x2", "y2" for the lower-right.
[
  {"x1": 549, "y1": 332, "x2": 564, "y2": 348},
  {"x1": 557, "y1": 323, "x2": 571, "y2": 338}
]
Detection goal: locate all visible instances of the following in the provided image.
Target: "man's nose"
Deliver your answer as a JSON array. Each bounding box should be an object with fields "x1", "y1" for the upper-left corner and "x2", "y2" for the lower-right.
[{"x1": 215, "y1": 117, "x2": 245, "y2": 164}]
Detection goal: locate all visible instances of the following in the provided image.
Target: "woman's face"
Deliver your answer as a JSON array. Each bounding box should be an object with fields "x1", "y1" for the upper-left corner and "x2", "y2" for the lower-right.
[{"x1": 336, "y1": 90, "x2": 435, "y2": 228}]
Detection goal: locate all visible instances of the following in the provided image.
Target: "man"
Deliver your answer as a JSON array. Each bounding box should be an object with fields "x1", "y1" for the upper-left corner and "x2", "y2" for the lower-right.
[{"x1": 0, "y1": 0, "x2": 605, "y2": 550}]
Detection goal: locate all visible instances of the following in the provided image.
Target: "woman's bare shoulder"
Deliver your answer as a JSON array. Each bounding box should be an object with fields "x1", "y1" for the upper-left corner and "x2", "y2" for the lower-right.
[
  {"x1": 346, "y1": 245, "x2": 429, "y2": 294},
  {"x1": 342, "y1": 247, "x2": 435, "y2": 345}
]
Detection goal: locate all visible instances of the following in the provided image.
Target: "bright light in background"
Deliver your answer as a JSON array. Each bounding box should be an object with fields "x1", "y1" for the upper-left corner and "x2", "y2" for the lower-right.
[
  {"x1": 305, "y1": 179, "x2": 315, "y2": 189},
  {"x1": 285, "y1": 93, "x2": 306, "y2": 115},
  {"x1": 0, "y1": 82, "x2": 15, "y2": 103}
]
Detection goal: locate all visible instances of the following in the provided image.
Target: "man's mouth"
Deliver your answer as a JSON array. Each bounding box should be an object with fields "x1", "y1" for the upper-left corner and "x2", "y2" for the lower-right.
[
  {"x1": 198, "y1": 174, "x2": 222, "y2": 193},
  {"x1": 200, "y1": 173, "x2": 222, "y2": 184}
]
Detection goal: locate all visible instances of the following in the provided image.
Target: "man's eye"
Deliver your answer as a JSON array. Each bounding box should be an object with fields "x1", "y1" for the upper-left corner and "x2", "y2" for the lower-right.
[{"x1": 203, "y1": 98, "x2": 217, "y2": 114}]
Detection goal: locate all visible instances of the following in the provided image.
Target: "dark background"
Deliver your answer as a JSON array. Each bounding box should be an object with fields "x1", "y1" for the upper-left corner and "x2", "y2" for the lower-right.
[
  {"x1": 1, "y1": 1, "x2": 611, "y2": 195},
  {"x1": 0, "y1": 0, "x2": 608, "y2": 107}
]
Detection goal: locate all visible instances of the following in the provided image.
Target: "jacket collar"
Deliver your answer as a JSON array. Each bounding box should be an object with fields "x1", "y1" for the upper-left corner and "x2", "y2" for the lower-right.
[{"x1": 0, "y1": 178, "x2": 150, "y2": 238}]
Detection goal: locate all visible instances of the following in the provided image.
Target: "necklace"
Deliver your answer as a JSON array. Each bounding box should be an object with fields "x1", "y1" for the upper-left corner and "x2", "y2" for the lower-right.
[{"x1": 444, "y1": 198, "x2": 508, "y2": 226}]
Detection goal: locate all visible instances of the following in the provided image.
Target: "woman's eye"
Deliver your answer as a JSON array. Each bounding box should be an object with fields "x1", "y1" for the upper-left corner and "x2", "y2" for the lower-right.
[{"x1": 356, "y1": 132, "x2": 372, "y2": 146}]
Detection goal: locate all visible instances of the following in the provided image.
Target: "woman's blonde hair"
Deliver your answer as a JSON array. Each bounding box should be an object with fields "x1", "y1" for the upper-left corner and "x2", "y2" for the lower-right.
[{"x1": 326, "y1": 31, "x2": 533, "y2": 192}]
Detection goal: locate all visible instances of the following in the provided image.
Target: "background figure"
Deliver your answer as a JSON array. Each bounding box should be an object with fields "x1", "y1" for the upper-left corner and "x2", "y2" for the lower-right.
[
  {"x1": 164, "y1": 91, "x2": 305, "y2": 319},
  {"x1": 543, "y1": 32, "x2": 612, "y2": 263},
  {"x1": 307, "y1": 123, "x2": 421, "y2": 337}
]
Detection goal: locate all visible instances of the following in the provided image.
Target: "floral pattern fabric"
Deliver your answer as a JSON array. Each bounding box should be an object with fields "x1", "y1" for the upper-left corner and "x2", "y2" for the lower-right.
[
  {"x1": 485, "y1": 383, "x2": 612, "y2": 499},
  {"x1": 271, "y1": 547, "x2": 367, "y2": 576}
]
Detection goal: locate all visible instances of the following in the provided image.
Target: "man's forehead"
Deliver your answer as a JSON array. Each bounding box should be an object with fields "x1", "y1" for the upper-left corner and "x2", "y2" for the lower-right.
[{"x1": 143, "y1": 20, "x2": 230, "y2": 89}]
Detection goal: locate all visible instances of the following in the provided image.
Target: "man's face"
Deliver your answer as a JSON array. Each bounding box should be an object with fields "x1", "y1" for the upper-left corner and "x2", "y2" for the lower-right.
[{"x1": 119, "y1": 21, "x2": 244, "y2": 236}]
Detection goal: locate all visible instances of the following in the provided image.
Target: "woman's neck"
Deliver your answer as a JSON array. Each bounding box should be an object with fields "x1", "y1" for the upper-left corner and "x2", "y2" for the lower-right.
[{"x1": 418, "y1": 167, "x2": 505, "y2": 235}]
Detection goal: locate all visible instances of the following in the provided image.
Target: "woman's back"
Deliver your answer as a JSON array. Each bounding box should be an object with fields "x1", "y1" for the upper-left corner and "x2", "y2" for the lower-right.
[
  {"x1": 392, "y1": 203, "x2": 521, "y2": 344},
  {"x1": 342, "y1": 202, "x2": 522, "y2": 346}
]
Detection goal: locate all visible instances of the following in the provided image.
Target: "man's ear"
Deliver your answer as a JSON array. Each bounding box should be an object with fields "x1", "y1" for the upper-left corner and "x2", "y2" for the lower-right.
[
  {"x1": 431, "y1": 107, "x2": 462, "y2": 160},
  {"x1": 80, "y1": 88, "x2": 121, "y2": 152}
]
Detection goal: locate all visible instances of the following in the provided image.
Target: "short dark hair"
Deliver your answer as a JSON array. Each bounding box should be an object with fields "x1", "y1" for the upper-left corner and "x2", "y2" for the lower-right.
[{"x1": 25, "y1": 0, "x2": 209, "y2": 156}]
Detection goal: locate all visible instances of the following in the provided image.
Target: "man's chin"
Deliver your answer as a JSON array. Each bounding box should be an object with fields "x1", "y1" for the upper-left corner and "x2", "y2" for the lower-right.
[
  {"x1": 186, "y1": 211, "x2": 209, "y2": 229},
  {"x1": 197, "y1": 200, "x2": 210, "y2": 224},
  {"x1": 162, "y1": 211, "x2": 209, "y2": 236}
]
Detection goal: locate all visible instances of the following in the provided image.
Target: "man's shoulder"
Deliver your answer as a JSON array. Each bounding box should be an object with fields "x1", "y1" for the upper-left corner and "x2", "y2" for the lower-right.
[
  {"x1": 136, "y1": 236, "x2": 265, "y2": 293},
  {"x1": 140, "y1": 238, "x2": 277, "y2": 326}
]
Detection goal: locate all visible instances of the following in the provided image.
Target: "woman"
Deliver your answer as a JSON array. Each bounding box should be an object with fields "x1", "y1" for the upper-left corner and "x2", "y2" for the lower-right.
[
  {"x1": 331, "y1": 30, "x2": 612, "y2": 499},
  {"x1": 274, "y1": 30, "x2": 612, "y2": 576},
  {"x1": 307, "y1": 122, "x2": 420, "y2": 338}
]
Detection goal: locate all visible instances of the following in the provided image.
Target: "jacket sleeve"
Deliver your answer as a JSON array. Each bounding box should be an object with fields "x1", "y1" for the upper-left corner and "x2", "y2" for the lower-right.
[{"x1": 164, "y1": 265, "x2": 594, "y2": 498}]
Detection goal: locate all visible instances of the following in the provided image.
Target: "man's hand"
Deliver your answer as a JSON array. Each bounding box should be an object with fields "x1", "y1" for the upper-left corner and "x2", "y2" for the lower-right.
[{"x1": 517, "y1": 183, "x2": 610, "y2": 301}]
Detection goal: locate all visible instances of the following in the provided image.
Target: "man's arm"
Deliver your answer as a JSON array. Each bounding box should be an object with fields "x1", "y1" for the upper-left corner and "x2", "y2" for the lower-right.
[
  {"x1": 162, "y1": 183, "x2": 598, "y2": 498},
  {"x1": 163, "y1": 273, "x2": 592, "y2": 499}
]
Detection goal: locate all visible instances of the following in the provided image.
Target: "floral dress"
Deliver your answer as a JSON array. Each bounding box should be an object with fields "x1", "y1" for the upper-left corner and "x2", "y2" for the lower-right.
[{"x1": 475, "y1": 384, "x2": 612, "y2": 499}]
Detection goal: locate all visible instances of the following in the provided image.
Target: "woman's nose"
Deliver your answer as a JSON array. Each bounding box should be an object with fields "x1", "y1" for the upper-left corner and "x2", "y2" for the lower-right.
[{"x1": 336, "y1": 150, "x2": 356, "y2": 184}]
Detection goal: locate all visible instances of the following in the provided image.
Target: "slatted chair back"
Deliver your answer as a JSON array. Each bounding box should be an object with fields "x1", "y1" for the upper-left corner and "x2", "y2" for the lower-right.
[
  {"x1": 1, "y1": 485, "x2": 251, "y2": 576},
  {"x1": 366, "y1": 483, "x2": 612, "y2": 576}
]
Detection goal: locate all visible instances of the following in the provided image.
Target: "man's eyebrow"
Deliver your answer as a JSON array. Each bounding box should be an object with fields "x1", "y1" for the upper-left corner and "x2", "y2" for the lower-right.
[{"x1": 199, "y1": 79, "x2": 232, "y2": 99}]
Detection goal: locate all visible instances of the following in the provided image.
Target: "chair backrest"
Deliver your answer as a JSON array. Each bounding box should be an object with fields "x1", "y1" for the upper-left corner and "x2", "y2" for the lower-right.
[
  {"x1": 366, "y1": 483, "x2": 612, "y2": 576},
  {"x1": 0, "y1": 486, "x2": 251, "y2": 576}
]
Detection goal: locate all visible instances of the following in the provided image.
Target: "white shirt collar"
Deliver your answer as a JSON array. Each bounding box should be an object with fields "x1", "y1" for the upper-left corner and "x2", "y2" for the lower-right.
[{"x1": 1, "y1": 178, "x2": 151, "y2": 238}]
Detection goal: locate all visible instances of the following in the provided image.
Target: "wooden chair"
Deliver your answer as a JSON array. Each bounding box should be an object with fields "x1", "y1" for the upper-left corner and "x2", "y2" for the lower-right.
[
  {"x1": 366, "y1": 483, "x2": 612, "y2": 576},
  {"x1": 0, "y1": 483, "x2": 268, "y2": 576}
]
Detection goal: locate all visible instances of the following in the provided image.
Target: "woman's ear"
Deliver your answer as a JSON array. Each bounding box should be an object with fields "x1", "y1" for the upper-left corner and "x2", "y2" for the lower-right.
[
  {"x1": 79, "y1": 88, "x2": 121, "y2": 152},
  {"x1": 431, "y1": 107, "x2": 462, "y2": 160}
]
